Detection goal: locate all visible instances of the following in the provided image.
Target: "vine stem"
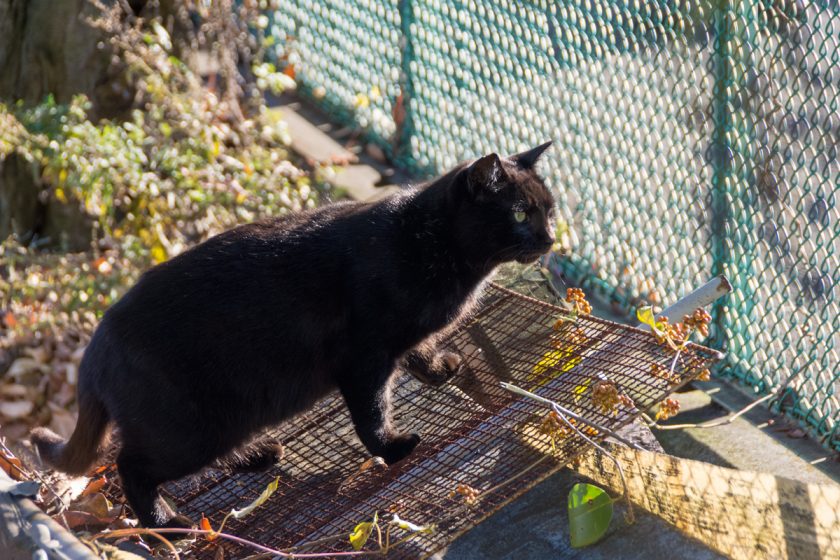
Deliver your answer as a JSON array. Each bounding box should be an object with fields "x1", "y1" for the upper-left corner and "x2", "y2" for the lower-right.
[
  {"x1": 551, "y1": 403, "x2": 635, "y2": 523},
  {"x1": 92, "y1": 528, "x2": 372, "y2": 558},
  {"x1": 499, "y1": 382, "x2": 636, "y2": 522},
  {"x1": 500, "y1": 382, "x2": 644, "y2": 451}
]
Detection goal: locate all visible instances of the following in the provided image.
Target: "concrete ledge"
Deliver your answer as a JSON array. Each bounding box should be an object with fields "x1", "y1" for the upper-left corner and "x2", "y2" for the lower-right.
[{"x1": 0, "y1": 471, "x2": 95, "y2": 560}]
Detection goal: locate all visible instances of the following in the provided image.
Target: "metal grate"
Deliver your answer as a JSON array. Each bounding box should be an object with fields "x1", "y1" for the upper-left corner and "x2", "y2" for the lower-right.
[
  {"x1": 99, "y1": 285, "x2": 720, "y2": 558},
  {"x1": 266, "y1": 0, "x2": 840, "y2": 452}
]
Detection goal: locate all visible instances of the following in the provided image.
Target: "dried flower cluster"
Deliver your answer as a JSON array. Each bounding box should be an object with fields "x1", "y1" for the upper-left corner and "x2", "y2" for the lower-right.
[
  {"x1": 591, "y1": 380, "x2": 635, "y2": 415},
  {"x1": 650, "y1": 363, "x2": 679, "y2": 384},
  {"x1": 656, "y1": 398, "x2": 681, "y2": 421},
  {"x1": 449, "y1": 483, "x2": 480, "y2": 506},
  {"x1": 537, "y1": 410, "x2": 598, "y2": 443},
  {"x1": 565, "y1": 288, "x2": 592, "y2": 315},
  {"x1": 682, "y1": 308, "x2": 712, "y2": 338}
]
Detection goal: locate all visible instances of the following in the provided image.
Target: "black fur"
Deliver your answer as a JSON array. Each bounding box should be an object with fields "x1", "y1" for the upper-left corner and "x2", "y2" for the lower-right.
[{"x1": 30, "y1": 144, "x2": 556, "y2": 528}]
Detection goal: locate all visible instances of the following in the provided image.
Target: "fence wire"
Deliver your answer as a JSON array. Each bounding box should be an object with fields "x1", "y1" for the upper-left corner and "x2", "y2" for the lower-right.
[{"x1": 267, "y1": 0, "x2": 839, "y2": 452}]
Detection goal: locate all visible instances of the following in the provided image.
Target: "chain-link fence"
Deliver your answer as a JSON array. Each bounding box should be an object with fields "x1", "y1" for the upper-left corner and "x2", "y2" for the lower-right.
[{"x1": 266, "y1": 0, "x2": 839, "y2": 452}]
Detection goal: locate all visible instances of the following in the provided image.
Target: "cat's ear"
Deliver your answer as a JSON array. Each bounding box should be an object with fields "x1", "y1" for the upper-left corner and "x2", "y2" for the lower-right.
[
  {"x1": 511, "y1": 141, "x2": 553, "y2": 169},
  {"x1": 467, "y1": 153, "x2": 506, "y2": 196}
]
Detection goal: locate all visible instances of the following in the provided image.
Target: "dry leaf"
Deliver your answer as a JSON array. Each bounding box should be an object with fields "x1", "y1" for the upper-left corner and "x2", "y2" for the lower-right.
[
  {"x1": 3, "y1": 311, "x2": 17, "y2": 328},
  {"x1": 200, "y1": 515, "x2": 218, "y2": 541},
  {"x1": 23, "y1": 346, "x2": 51, "y2": 365},
  {"x1": 0, "y1": 400, "x2": 35, "y2": 419},
  {"x1": 0, "y1": 452, "x2": 25, "y2": 481},
  {"x1": 358, "y1": 457, "x2": 387, "y2": 473},
  {"x1": 48, "y1": 403, "x2": 77, "y2": 439},
  {"x1": 7, "y1": 357, "x2": 43, "y2": 379},
  {"x1": 81, "y1": 476, "x2": 107, "y2": 497},
  {"x1": 72, "y1": 492, "x2": 113, "y2": 518},
  {"x1": 70, "y1": 346, "x2": 86, "y2": 365},
  {"x1": 88, "y1": 464, "x2": 113, "y2": 477},
  {"x1": 63, "y1": 362, "x2": 79, "y2": 385},
  {"x1": 60, "y1": 509, "x2": 119, "y2": 530},
  {"x1": 0, "y1": 384, "x2": 29, "y2": 398}
]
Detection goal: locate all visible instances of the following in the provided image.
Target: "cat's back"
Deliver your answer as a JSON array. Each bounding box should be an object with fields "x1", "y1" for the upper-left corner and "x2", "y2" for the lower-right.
[{"x1": 99, "y1": 198, "x2": 389, "y2": 349}]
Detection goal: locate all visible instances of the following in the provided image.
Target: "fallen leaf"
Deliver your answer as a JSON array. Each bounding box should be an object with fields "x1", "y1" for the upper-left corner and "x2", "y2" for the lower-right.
[
  {"x1": 0, "y1": 400, "x2": 35, "y2": 419},
  {"x1": 7, "y1": 357, "x2": 43, "y2": 379},
  {"x1": 81, "y1": 476, "x2": 107, "y2": 497},
  {"x1": 90, "y1": 541, "x2": 147, "y2": 560},
  {"x1": 3, "y1": 311, "x2": 17, "y2": 328},
  {"x1": 201, "y1": 515, "x2": 217, "y2": 541},
  {"x1": 349, "y1": 511, "x2": 377, "y2": 551},
  {"x1": 48, "y1": 403, "x2": 77, "y2": 439},
  {"x1": 70, "y1": 346, "x2": 86, "y2": 365},
  {"x1": 72, "y1": 492, "x2": 113, "y2": 518},
  {"x1": 88, "y1": 464, "x2": 114, "y2": 477},
  {"x1": 229, "y1": 476, "x2": 279, "y2": 519},
  {"x1": 390, "y1": 514, "x2": 434, "y2": 534},
  {"x1": 0, "y1": 452, "x2": 26, "y2": 481},
  {"x1": 63, "y1": 362, "x2": 78, "y2": 385},
  {"x1": 60, "y1": 509, "x2": 119, "y2": 530},
  {"x1": 568, "y1": 483, "x2": 613, "y2": 548},
  {"x1": 0, "y1": 384, "x2": 29, "y2": 398},
  {"x1": 358, "y1": 457, "x2": 387, "y2": 473},
  {"x1": 23, "y1": 346, "x2": 51, "y2": 364}
]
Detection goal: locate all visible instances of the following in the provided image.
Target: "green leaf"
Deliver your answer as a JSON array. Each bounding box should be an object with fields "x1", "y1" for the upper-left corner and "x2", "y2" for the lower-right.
[
  {"x1": 568, "y1": 483, "x2": 613, "y2": 548},
  {"x1": 230, "y1": 476, "x2": 279, "y2": 520},
  {"x1": 636, "y1": 306, "x2": 666, "y2": 333},
  {"x1": 636, "y1": 306, "x2": 655, "y2": 328},
  {"x1": 349, "y1": 511, "x2": 377, "y2": 551}
]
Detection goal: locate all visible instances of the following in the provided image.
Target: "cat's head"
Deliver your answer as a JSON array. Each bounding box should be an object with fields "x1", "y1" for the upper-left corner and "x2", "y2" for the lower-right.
[{"x1": 454, "y1": 142, "x2": 557, "y2": 267}]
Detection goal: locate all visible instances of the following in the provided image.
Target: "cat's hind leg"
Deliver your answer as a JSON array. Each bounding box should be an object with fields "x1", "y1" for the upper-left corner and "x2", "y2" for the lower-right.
[
  {"x1": 338, "y1": 358, "x2": 419, "y2": 465},
  {"x1": 117, "y1": 449, "x2": 195, "y2": 530},
  {"x1": 213, "y1": 435, "x2": 284, "y2": 473}
]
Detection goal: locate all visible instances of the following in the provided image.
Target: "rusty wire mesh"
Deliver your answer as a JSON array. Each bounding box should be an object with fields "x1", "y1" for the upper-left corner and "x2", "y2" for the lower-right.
[{"x1": 99, "y1": 284, "x2": 721, "y2": 558}]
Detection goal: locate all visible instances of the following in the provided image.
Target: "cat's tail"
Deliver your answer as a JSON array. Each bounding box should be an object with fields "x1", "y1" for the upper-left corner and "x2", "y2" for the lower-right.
[{"x1": 30, "y1": 394, "x2": 110, "y2": 475}]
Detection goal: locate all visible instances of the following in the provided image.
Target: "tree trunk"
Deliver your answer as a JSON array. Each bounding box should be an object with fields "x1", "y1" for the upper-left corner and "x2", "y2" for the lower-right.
[
  {"x1": 0, "y1": 0, "x2": 121, "y2": 248},
  {"x1": 0, "y1": 0, "x2": 204, "y2": 248},
  {"x1": 0, "y1": 0, "x2": 131, "y2": 117}
]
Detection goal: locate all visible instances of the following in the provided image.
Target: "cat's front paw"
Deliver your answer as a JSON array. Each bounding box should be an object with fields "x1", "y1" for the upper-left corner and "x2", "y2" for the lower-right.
[
  {"x1": 418, "y1": 351, "x2": 464, "y2": 386},
  {"x1": 380, "y1": 432, "x2": 420, "y2": 465}
]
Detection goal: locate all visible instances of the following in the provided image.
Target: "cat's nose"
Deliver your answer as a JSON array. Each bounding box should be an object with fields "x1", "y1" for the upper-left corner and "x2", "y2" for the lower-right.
[{"x1": 538, "y1": 231, "x2": 554, "y2": 247}]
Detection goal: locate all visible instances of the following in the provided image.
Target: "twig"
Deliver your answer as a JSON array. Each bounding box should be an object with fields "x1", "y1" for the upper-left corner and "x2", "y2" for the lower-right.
[
  {"x1": 500, "y1": 382, "x2": 645, "y2": 451},
  {"x1": 644, "y1": 369, "x2": 802, "y2": 430},
  {"x1": 0, "y1": 439, "x2": 69, "y2": 512},
  {"x1": 551, "y1": 404, "x2": 634, "y2": 523},
  {"x1": 481, "y1": 454, "x2": 553, "y2": 496},
  {"x1": 539, "y1": 265, "x2": 565, "y2": 300}
]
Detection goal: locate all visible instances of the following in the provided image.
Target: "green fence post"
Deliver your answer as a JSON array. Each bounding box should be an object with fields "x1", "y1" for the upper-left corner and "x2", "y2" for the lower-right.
[
  {"x1": 710, "y1": 0, "x2": 756, "y2": 374},
  {"x1": 397, "y1": 0, "x2": 416, "y2": 171}
]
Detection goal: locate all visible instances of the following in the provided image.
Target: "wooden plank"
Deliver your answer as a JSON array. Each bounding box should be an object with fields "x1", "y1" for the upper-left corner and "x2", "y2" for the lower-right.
[{"x1": 574, "y1": 445, "x2": 840, "y2": 560}]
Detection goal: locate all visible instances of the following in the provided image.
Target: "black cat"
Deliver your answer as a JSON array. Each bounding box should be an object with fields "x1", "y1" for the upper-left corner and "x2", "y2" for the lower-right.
[{"x1": 31, "y1": 142, "x2": 557, "y2": 529}]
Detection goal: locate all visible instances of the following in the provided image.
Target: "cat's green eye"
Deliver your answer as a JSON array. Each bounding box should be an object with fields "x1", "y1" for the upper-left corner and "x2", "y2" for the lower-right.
[{"x1": 513, "y1": 210, "x2": 527, "y2": 223}]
